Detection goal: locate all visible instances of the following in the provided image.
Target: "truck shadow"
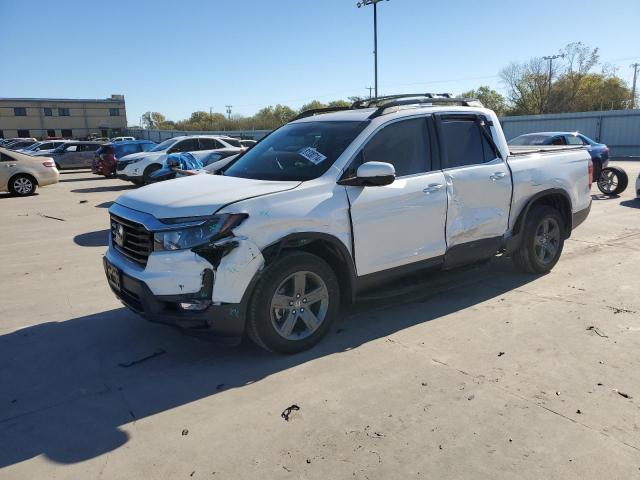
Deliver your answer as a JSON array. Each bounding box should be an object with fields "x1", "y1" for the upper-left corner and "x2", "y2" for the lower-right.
[
  {"x1": 74, "y1": 229, "x2": 110, "y2": 247},
  {"x1": 0, "y1": 257, "x2": 535, "y2": 468},
  {"x1": 71, "y1": 185, "x2": 136, "y2": 194}
]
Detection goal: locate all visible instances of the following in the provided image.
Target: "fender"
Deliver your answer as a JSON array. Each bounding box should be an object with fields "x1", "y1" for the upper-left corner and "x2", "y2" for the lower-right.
[
  {"x1": 505, "y1": 188, "x2": 573, "y2": 253},
  {"x1": 261, "y1": 232, "x2": 358, "y2": 304}
]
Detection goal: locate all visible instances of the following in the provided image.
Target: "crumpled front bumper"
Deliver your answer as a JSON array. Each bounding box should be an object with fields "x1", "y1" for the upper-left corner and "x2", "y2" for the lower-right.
[{"x1": 103, "y1": 235, "x2": 265, "y2": 338}]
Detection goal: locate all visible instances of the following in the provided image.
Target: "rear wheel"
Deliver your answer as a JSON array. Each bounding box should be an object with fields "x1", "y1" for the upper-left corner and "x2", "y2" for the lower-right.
[
  {"x1": 597, "y1": 166, "x2": 628, "y2": 196},
  {"x1": 246, "y1": 252, "x2": 340, "y2": 354},
  {"x1": 512, "y1": 205, "x2": 565, "y2": 274},
  {"x1": 9, "y1": 174, "x2": 37, "y2": 196}
]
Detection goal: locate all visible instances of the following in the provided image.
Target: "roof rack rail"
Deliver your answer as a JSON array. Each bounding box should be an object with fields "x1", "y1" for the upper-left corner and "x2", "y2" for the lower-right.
[
  {"x1": 292, "y1": 93, "x2": 483, "y2": 122},
  {"x1": 291, "y1": 106, "x2": 352, "y2": 122}
]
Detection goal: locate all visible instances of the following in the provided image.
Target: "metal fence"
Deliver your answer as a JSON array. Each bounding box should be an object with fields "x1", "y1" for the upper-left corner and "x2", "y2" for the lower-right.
[
  {"x1": 500, "y1": 109, "x2": 640, "y2": 158},
  {"x1": 127, "y1": 108, "x2": 640, "y2": 158}
]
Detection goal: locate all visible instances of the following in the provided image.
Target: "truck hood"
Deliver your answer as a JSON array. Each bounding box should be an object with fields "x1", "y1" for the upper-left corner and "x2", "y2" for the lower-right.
[{"x1": 115, "y1": 174, "x2": 300, "y2": 219}]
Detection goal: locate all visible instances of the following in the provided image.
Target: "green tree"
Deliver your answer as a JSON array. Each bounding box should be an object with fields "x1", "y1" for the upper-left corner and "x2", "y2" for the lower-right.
[
  {"x1": 299, "y1": 100, "x2": 327, "y2": 112},
  {"x1": 141, "y1": 112, "x2": 167, "y2": 129},
  {"x1": 459, "y1": 86, "x2": 507, "y2": 116}
]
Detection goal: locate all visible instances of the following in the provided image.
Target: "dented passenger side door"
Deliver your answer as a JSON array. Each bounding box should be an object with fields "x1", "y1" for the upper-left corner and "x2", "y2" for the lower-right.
[{"x1": 435, "y1": 114, "x2": 512, "y2": 253}]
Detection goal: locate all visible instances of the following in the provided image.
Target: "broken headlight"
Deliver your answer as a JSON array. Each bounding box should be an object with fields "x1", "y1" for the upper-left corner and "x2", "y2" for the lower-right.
[{"x1": 153, "y1": 214, "x2": 247, "y2": 251}]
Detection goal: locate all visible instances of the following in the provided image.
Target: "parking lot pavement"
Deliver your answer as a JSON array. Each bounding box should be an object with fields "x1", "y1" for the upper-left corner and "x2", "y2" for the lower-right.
[{"x1": 1, "y1": 163, "x2": 639, "y2": 479}]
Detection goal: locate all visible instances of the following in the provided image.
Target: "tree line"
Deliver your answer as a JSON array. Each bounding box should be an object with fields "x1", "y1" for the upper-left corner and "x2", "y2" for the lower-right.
[{"x1": 141, "y1": 42, "x2": 635, "y2": 131}]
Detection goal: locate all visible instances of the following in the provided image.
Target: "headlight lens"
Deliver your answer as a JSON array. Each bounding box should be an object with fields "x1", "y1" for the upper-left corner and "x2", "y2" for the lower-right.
[{"x1": 153, "y1": 214, "x2": 247, "y2": 251}]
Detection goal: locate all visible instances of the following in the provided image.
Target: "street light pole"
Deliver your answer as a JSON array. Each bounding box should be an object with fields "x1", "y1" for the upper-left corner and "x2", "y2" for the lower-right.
[
  {"x1": 542, "y1": 54, "x2": 565, "y2": 112},
  {"x1": 357, "y1": 0, "x2": 388, "y2": 98},
  {"x1": 630, "y1": 63, "x2": 639, "y2": 109}
]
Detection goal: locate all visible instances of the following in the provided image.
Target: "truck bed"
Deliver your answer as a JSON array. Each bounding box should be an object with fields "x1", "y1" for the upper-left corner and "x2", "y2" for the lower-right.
[{"x1": 508, "y1": 145, "x2": 586, "y2": 156}]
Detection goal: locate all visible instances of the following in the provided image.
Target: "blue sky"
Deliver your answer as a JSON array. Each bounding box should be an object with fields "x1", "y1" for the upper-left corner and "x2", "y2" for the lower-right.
[{"x1": 1, "y1": 0, "x2": 638, "y2": 125}]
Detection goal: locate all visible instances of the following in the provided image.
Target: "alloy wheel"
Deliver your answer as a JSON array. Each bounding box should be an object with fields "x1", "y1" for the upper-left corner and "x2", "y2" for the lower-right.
[
  {"x1": 13, "y1": 177, "x2": 33, "y2": 195},
  {"x1": 533, "y1": 217, "x2": 560, "y2": 265},
  {"x1": 597, "y1": 169, "x2": 618, "y2": 194},
  {"x1": 270, "y1": 271, "x2": 330, "y2": 341}
]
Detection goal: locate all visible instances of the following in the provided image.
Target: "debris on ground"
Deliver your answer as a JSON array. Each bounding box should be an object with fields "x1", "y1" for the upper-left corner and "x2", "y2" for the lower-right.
[
  {"x1": 586, "y1": 326, "x2": 608, "y2": 338},
  {"x1": 421, "y1": 382, "x2": 428, "y2": 387},
  {"x1": 608, "y1": 306, "x2": 636, "y2": 315},
  {"x1": 182, "y1": 429, "x2": 189, "y2": 436},
  {"x1": 614, "y1": 389, "x2": 632, "y2": 399},
  {"x1": 497, "y1": 352, "x2": 505, "y2": 357},
  {"x1": 576, "y1": 409, "x2": 582, "y2": 414},
  {"x1": 281, "y1": 404, "x2": 300, "y2": 421},
  {"x1": 118, "y1": 349, "x2": 166, "y2": 368},
  {"x1": 364, "y1": 425, "x2": 385, "y2": 439},
  {"x1": 37, "y1": 213, "x2": 66, "y2": 222},
  {"x1": 556, "y1": 391, "x2": 561, "y2": 396},
  {"x1": 79, "y1": 200, "x2": 88, "y2": 204},
  {"x1": 468, "y1": 394, "x2": 475, "y2": 401}
]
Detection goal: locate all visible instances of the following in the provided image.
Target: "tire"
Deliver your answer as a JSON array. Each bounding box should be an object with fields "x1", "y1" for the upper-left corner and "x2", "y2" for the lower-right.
[
  {"x1": 512, "y1": 205, "x2": 565, "y2": 274},
  {"x1": 597, "y1": 166, "x2": 628, "y2": 196},
  {"x1": 142, "y1": 164, "x2": 162, "y2": 184},
  {"x1": 246, "y1": 252, "x2": 340, "y2": 354},
  {"x1": 592, "y1": 160, "x2": 602, "y2": 183},
  {"x1": 9, "y1": 174, "x2": 37, "y2": 196}
]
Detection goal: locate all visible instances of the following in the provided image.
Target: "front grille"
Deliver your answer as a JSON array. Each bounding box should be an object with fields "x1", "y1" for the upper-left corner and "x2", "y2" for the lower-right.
[{"x1": 110, "y1": 214, "x2": 153, "y2": 265}]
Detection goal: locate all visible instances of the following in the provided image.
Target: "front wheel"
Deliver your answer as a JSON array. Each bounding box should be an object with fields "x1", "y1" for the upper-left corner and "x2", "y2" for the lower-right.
[
  {"x1": 142, "y1": 164, "x2": 162, "y2": 184},
  {"x1": 597, "y1": 166, "x2": 628, "y2": 196},
  {"x1": 246, "y1": 252, "x2": 340, "y2": 354},
  {"x1": 512, "y1": 205, "x2": 565, "y2": 274},
  {"x1": 9, "y1": 174, "x2": 37, "y2": 196}
]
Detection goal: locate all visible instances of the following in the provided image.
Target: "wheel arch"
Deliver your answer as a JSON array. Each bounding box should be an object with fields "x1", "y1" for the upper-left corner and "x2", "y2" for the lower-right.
[
  {"x1": 261, "y1": 232, "x2": 357, "y2": 305},
  {"x1": 511, "y1": 189, "x2": 573, "y2": 246},
  {"x1": 9, "y1": 171, "x2": 39, "y2": 187}
]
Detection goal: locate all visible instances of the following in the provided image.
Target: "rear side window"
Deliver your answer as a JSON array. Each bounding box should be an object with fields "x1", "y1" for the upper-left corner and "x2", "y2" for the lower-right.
[
  {"x1": 115, "y1": 144, "x2": 139, "y2": 157},
  {"x1": 222, "y1": 137, "x2": 242, "y2": 148},
  {"x1": 362, "y1": 118, "x2": 431, "y2": 176},
  {"x1": 564, "y1": 135, "x2": 584, "y2": 145},
  {"x1": 198, "y1": 138, "x2": 222, "y2": 150},
  {"x1": 439, "y1": 117, "x2": 496, "y2": 168}
]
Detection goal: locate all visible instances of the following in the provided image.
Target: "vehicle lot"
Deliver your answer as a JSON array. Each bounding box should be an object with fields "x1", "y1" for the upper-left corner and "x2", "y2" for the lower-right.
[{"x1": 1, "y1": 162, "x2": 640, "y2": 479}]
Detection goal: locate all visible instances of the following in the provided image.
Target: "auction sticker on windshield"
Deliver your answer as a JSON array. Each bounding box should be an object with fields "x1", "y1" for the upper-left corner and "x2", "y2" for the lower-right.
[{"x1": 298, "y1": 147, "x2": 327, "y2": 165}]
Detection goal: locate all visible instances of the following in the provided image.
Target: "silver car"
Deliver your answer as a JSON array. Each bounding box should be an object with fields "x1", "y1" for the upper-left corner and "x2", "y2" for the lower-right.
[{"x1": 39, "y1": 141, "x2": 102, "y2": 169}]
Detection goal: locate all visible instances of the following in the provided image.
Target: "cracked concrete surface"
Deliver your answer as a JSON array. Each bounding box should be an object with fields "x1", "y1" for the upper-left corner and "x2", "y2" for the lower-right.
[{"x1": 1, "y1": 162, "x2": 640, "y2": 479}]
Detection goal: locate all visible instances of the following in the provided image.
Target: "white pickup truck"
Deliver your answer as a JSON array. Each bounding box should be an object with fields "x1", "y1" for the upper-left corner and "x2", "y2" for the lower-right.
[{"x1": 104, "y1": 94, "x2": 593, "y2": 354}]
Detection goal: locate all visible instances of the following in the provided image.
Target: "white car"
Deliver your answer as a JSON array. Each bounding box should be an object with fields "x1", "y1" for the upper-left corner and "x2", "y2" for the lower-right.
[
  {"x1": 111, "y1": 136, "x2": 135, "y2": 142},
  {"x1": 104, "y1": 94, "x2": 593, "y2": 353},
  {"x1": 116, "y1": 135, "x2": 243, "y2": 184}
]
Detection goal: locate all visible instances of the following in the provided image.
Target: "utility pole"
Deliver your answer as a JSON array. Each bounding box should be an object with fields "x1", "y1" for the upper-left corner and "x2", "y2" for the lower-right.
[
  {"x1": 366, "y1": 86, "x2": 374, "y2": 99},
  {"x1": 542, "y1": 54, "x2": 565, "y2": 112},
  {"x1": 631, "y1": 63, "x2": 639, "y2": 109},
  {"x1": 225, "y1": 105, "x2": 232, "y2": 120},
  {"x1": 209, "y1": 106, "x2": 213, "y2": 130},
  {"x1": 357, "y1": 0, "x2": 389, "y2": 98}
]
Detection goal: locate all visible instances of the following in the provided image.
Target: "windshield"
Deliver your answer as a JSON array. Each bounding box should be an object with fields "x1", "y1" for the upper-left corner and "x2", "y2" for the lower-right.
[
  {"x1": 150, "y1": 138, "x2": 178, "y2": 152},
  {"x1": 222, "y1": 121, "x2": 368, "y2": 181},
  {"x1": 508, "y1": 134, "x2": 552, "y2": 146}
]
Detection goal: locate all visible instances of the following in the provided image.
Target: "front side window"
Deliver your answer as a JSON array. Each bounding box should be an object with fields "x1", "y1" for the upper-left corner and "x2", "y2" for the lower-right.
[
  {"x1": 440, "y1": 117, "x2": 495, "y2": 168},
  {"x1": 172, "y1": 138, "x2": 198, "y2": 152},
  {"x1": 58, "y1": 108, "x2": 70, "y2": 116},
  {"x1": 14, "y1": 107, "x2": 26, "y2": 116},
  {"x1": 361, "y1": 118, "x2": 431, "y2": 177},
  {"x1": 223, "y1": 121, "x2": 368, "y2": 181},
  {"x1": 150, "y1": 138, "x2": 178, "y2": 152},
  {"x1": 140, "y1": 142, "x2": 156, "y2": 152}
]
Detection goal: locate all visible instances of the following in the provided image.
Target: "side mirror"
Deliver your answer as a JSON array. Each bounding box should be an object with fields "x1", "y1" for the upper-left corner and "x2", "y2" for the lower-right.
[{"x1": 338, "y1": 161, "x2": 395, "y2": 187}]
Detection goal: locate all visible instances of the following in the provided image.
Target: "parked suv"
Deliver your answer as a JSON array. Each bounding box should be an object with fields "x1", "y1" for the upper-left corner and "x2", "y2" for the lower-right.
[
  {"x1": 104, "y1": 94, "x2": 593, "y2": 354},
  {"x1": 92, "y1": 140, "x2": 156, "y2": 177},
  {"x1": 36, "y1": 141, "x2": 102, "y2": 169},
  {"x1": 116, "y1": 135, "x2": 244, "y2": 184}
]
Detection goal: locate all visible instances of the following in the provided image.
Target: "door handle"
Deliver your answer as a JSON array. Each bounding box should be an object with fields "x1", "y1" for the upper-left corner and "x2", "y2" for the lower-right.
[
  {"x1": 423, "y1": 183, "x2": 444, "y2": 194},
  {"x1": 490, "y1": 172, "x2": 506, "y2": 180}
]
